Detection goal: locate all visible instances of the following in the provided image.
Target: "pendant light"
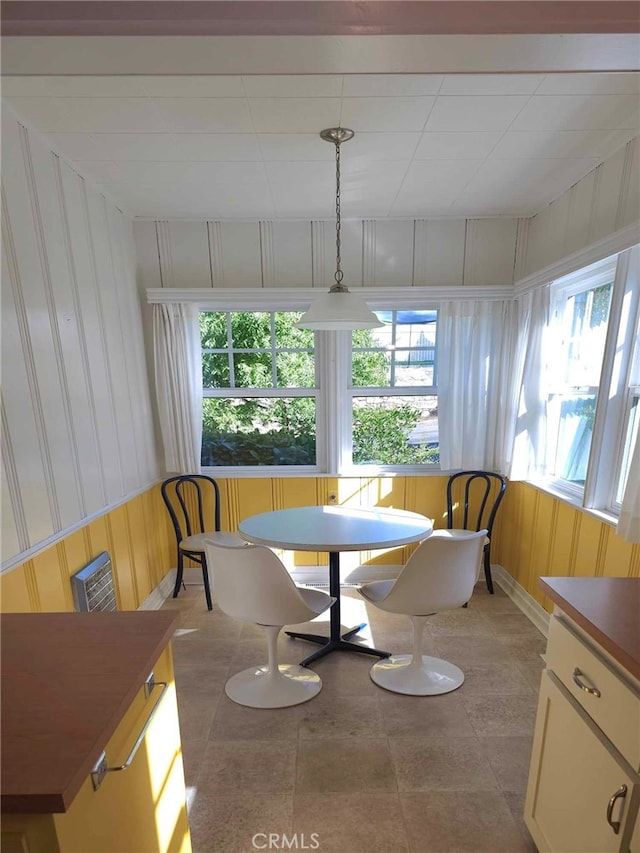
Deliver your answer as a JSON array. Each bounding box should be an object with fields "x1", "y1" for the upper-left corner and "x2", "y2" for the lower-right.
[{"x1": 297, "y1": 128, "x2": 383, "y2": 331}]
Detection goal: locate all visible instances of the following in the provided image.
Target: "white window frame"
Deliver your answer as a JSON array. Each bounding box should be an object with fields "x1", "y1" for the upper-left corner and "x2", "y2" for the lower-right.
[{"x1": 541, "y1": 246, "x2": 640, "y2": 514}]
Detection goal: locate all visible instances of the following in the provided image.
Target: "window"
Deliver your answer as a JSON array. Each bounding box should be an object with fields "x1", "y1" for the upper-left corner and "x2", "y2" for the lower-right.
[
  {"x1": 201, "y1": 311, "x2": 317, "y2": 467},
  {"x1": 540, "y1": 246, "x2": 640, "y2": 512},
  {"x1": 199, "y1": 307, "x2": 439, "y2": 473},
  {"x1": 351, "y1": 311, "x2": 439, "y2": 466},
  {"x1": 544, "y1": 265, "x2": 614, "y2": 490}
]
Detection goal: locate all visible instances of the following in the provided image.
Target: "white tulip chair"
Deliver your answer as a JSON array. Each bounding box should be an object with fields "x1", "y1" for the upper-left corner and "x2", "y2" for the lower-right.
[
  {"x1": 357, "y1": 529, "x2": 487, "y2": 696},
  {"x1": 204, "y1": 539, "x2": 335, "y2": 708}
]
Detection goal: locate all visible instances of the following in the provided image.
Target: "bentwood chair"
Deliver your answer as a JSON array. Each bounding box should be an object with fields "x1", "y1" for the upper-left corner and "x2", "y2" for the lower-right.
[
  {"x1": 161, "y1": 474, "x2": 235, "y2": 611},
  {"x1": 446, "y1": 470, "x2": 507, "y2": 593},
  {"x1": 358, "y1": 530, "x2": 487, "y2": 696},
  {"x1": 204, "y1": 539, "x2": 335, "y2": 708}
]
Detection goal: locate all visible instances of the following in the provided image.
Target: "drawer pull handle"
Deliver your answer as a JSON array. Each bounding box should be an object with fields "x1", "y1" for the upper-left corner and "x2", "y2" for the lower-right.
[
  {"x1": 606, "y1": 784, "x2": 627, "y2": 835},
  {"x1": 91, "y1": 677, "x2": 169, "y2": 791},
  {"x1": 572, "y1": 667, "x2": 601, "y2": 697}
]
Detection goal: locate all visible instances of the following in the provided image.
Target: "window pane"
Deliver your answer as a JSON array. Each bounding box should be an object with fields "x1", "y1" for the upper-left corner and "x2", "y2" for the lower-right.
[
  {"x1": 233, "y1": 352, "x2": 272, "y2": 388},
  {"x1": 546, "y1": 281, "x2": 613, "y2": 485},
  {"x1": 200, "y1": 312, "x2": 228, "y2": 348},
  {"x1": 549, "y1": 393, "x2": 596, "y2": 485},
  {"x1": 352, "y1": 350, "x2": 391, "y2": 387},
  {"x1": 202, "y1": 397, "x2": 316, "y2": 466},
  {"x1": 230, "y1": 311, "x2": 271, "y2": 349},
  {"x1": 202, "y1": 353, "x2": 231, "y2": 389},
  {"x1": 276, "y1": 352, "x2": 315, "y2": 388},
  {"x1": 352, "y1": 396, "x2": 439, "y2": 465},
  {"x1": 352, "y1": 311, "x2": 437, "y2": 388},
  {"x1": 274, "y1": 312, "x2": 313, "y2": 348}
]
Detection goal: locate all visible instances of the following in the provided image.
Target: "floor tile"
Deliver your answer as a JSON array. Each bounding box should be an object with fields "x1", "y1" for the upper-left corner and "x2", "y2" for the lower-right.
[
  {"x1": 434, "y1": 634, "x2": 515, "y2": 665},
  {"x1": 196, "y1": 740, "x2": 297, "y2": 795},
  {"x1": 478, "y1": 736, "x2": 534, "y2": 792},
  {"x1": 293, "y1": 793, "x2": 410, "y2": 852},
  {"x1": 298, "y1": 692, "x2": 386, "y2": 739},
  {"x1": 208, "y1": 694, "x2": 301, "y2": 741},
  {"x1": 463, "y1": 694, "x2": 538, "y2": 738},
  {"x1": 503, "y1": 791, "x2": 539, "y2": 852},
  {"x1": 296, "y1": 737, "x2": 397, "y2": 794},
  {"x1": 390, "y1": 736, "x2": 499, "y2": 792},
  {"x1": 378, "y1": 689, "x2": 476, "y2": 738},
  {"x1": 188, "y1": 793, "x2": 293, "y2": 853},
  {"x1": 401, "y1": 791, "x2": 532, "y2": 852},
  {"x1": 457, "y1": 662, "x2": 534, "y2": 696}
]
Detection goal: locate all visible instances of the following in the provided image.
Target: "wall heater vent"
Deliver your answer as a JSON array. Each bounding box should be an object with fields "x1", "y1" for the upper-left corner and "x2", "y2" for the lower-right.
[{"x1": 71, "y1": 552, "x2": 117, "y2": 612}]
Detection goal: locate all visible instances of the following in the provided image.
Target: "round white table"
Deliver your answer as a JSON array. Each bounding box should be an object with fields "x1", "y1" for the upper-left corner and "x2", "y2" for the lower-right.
[{"x1": 238, "y1": 505, "x2": 433, "y2": 665}]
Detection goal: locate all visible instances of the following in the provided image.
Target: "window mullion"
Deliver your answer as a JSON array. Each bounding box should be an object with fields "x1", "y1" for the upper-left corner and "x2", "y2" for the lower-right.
[{"x1": 318, "y1": 330, "x2": 351, "y2": 475}]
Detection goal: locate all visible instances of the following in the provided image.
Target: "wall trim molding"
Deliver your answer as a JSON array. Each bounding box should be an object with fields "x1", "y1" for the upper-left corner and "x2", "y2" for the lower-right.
[
  {"x1": 493, "y1": 564, "x2": 550, "y2": 637},
  {"x1": 146, "y1": 285, "x2": 514, "y2": 306},
  {"x1": 514, "y1": 221, "x2": 640, "y2": 295},
  {"x1": 0, "y1": 479, "x2": 161, "y2": 575}
]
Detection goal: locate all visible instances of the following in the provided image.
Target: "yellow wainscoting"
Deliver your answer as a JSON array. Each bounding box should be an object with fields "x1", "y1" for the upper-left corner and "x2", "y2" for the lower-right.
[
  {"x1": 7, "y1": 474, "x2": 576, "y2": 615},
  {"x1": 492, "y1": 481, "x2": 640, "y2": 612},
  {"x1": 1, "y1": 484, "x2": 174, "y2": 614}
]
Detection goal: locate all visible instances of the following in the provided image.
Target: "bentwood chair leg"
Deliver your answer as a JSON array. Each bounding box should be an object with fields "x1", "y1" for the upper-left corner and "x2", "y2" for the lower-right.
[
  {"x1": 202, "y1": 556, "x2": 213, "y2": 611},
  {"x1": 484, "y1": 547, "x2": 494, "y2": 594},
  {"x1": 173, "y1": 552, "x2": 184, "y2": 598}
]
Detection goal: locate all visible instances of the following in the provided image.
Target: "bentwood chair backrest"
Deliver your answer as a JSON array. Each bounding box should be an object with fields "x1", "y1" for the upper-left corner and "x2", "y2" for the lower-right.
[
  {"x1": 446, "y1": 470, "x2": 506, "y2": 539},
  {"x1": 161, "y1": 475, "x2": 221, "y2": 544}
]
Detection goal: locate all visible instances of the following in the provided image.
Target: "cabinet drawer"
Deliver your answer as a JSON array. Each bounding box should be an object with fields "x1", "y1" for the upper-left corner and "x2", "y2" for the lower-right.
[{"x1": 546, "y1": 615, "x2": 640, "y2": 771}]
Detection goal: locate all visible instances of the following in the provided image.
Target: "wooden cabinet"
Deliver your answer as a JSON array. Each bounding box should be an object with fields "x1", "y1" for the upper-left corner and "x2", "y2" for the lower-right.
[
  {"x1": 1, "y1": 612, "x2": 191, "y2": 853},
  {"x1": 525, "y1": 602, "x2": 640, "y2": 853}
]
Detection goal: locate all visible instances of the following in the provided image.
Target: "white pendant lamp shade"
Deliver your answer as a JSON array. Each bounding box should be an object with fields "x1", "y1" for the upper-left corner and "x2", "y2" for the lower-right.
[
  {"x1": 297, "y1": 288, "x2": 382, "y2": 330},
  {"x1": 297, "y1": 128, "x2": 383, "y2": 332}
]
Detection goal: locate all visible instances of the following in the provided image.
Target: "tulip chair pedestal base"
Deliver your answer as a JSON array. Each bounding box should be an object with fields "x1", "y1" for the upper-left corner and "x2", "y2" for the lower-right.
[
  {"x1": 369, "y1": 655, "x2": 464, "y2": 696},
  {"x1": 225, "y1": 664, "x2": 323, "y2": 708}
]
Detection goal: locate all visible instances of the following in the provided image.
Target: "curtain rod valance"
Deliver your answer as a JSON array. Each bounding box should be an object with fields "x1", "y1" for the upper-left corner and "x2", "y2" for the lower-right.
[{"x1": 146, "y1": 286, "x2": 514, "y2": 307}]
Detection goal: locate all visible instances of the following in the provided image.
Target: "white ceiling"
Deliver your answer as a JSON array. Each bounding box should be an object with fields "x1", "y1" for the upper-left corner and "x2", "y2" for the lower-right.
[{"x1": 4, "y1": 70, "x2": 639, "y2": 220}]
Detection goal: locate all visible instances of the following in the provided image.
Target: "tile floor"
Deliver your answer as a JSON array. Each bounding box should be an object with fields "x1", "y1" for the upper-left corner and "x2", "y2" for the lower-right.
[{"x1": 162, "y1": 580, "x2": 543, "y2": 853}]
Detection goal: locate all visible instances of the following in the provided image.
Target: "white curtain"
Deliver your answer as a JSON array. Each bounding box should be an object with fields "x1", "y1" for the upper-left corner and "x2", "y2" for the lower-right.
[
  {"x1": 618, "y1": 433, "x2": 640, "y2": 541},
  {"x1": 153, "y1": 303, "x2": 202, "y2": 474},
  {"x1": 437, "y1": 299, "x2": 509, "y2": 471},
  {"x1": 508, "y1": 285, "x2": 550, "y2": 481}
]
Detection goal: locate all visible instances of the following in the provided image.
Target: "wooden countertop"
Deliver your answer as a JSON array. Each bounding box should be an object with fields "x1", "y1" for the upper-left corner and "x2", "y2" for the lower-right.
[
  {"x1": 539, "y1": 577, "x2": 640, "y2": 681},
  {"x1": 1, "y1": 610, "x2": 178, "y2": 814}
]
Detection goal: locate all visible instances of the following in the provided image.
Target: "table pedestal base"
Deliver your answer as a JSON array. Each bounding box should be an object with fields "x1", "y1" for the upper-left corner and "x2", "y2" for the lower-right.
[
  {"x1": 285, "y1": 630, "x2": 392, "y2": 667},
  {"x1": 286, "y1": 552, "x2": 391, "y2": 667}
]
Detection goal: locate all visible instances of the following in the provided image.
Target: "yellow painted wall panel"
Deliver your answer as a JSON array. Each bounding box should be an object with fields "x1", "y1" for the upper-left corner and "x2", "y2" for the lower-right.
[
  {"x1": 126, "y1": 496, "x2": 153, "y2": 604},
  {"x1": 31, "y1": 548, "x2": 71, "y2": 613},
  {"x1": 235, "y1": 479, "x2": 273, "y2": 521},
  {"x1": 496, "y1": 482, "x2": 637, "y2": 613},
  {"x1": 61, "y1": 530, "x2": 90, "y2": 580},
  {"x1": 106, "y1": 506, "x2": 138, "y2": 610},
  {"x1": 601, "y1": 530, "x2": 637, "y2": 577},
  {"x1": 0, "y1": 566, "x2": 35, "y2": 612},
  {"x1": 572, "y1": 513, "x2": 606, "y2": 578}
]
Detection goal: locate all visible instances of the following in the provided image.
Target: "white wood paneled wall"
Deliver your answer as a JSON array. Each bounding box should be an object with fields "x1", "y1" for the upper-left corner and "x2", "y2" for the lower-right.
[
  {"x1": 518, "y1": 137, "x2": 640, "y2": 278},
  {"x1": 134, "y1": 215, "x2": 520, "y2": 293},
  {"x1": 1, "y1": 104, "x2": 158, "y2": 567}
]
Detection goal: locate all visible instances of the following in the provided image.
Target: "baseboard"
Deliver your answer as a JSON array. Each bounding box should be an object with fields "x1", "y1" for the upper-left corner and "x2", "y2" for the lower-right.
[
  {"x1": 492, "y1": 564, "x2": 550, "y2": 637},
  {"x1": 138, "y1": 570, "x2": 177, "y2": 610}
]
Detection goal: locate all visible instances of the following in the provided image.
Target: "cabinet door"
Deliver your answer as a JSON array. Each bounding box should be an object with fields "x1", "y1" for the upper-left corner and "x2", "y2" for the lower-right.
[
  {"x1": 525, "y1": 670, "x2": 638, "y2": 853},
  {"x1": 53, "y1": 647, "x2": 191, "y2": 853}
]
